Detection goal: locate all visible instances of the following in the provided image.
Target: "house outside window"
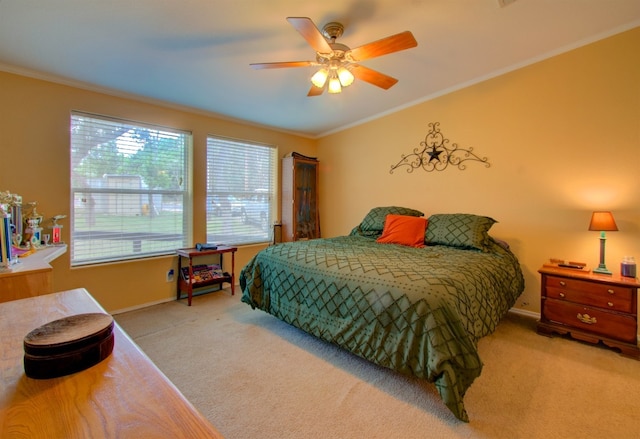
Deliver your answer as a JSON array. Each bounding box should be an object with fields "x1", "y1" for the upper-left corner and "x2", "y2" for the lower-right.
[
  {"x1": 206, "y1": 136, "x2": 277, "y2": 246},
  {"x1": 70, "y1": 112, "x2": 191, "y2": 266}
]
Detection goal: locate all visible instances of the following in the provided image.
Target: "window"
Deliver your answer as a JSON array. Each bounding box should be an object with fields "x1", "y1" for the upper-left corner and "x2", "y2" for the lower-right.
[
  {"x1": 70, "y1": 112, "x2": 191, "y2": 266},
  {"x1": 206, "y1": 136, "x2": 277, "y2": 246}
]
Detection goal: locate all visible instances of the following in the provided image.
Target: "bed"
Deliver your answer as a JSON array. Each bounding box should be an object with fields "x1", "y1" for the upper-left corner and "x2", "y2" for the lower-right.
[{"x1": 240, "y1": 207, "x2": 525, "y2": 421}]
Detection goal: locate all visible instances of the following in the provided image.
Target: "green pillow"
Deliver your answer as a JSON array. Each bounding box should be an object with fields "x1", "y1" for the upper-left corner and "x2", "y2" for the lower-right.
[
  {"x1": 350, "y1": 206, "x2": 424, "y2": 238},
  {"x1": 426, "y1": 213, "x2": 496, "y2": 251}
]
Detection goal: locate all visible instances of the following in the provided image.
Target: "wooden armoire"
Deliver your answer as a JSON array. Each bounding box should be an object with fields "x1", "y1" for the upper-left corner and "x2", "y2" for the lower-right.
[{"x1": 281, "y1": 154, "x2": 320, "y2": 242}]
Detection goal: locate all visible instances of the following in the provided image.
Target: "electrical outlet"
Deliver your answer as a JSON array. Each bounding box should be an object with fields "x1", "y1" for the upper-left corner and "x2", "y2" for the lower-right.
[{"x1": 166, "y1": 269, "x2": 174, "y2": 282}]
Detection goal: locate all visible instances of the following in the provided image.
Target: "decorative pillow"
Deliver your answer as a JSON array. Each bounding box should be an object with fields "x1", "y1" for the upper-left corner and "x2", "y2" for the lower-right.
[
  {"x1": 425, "y1": 213, "x2": 497, "y2": 251},
  {"x1": 376, "y1": 214, "x2": 428, "y2": 248},
  {"x1": 350, "y1": 206, "x2": 424, "y2": 238}
]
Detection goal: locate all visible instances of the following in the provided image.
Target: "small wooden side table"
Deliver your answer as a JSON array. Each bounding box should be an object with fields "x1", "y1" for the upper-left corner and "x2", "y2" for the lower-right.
[{"x1": 176, "y1": 246, "x2": 237, "y2": 306}]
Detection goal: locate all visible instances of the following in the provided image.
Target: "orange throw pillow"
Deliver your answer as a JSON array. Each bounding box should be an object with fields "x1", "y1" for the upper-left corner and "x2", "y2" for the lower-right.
[{"x1": 376, "y1": 214, "x2": 427, "y2": 248}]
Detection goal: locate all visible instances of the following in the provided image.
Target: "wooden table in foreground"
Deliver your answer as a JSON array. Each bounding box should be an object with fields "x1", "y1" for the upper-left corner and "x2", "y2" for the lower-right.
[{"x1": 0, "y1": 288, "x2": 224, "y2": 438}]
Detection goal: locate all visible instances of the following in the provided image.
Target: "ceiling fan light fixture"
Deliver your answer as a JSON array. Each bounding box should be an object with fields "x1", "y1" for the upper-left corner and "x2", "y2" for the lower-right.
[
  {"x1": 328, "y1": 75, "x2": 342, "y2": 94},
  {"x1": 337, "y1": 67, "x2": 354, "y2": 87},
  {"x1": 310, "y1": 68, "x2": 328, "y2": 88}
]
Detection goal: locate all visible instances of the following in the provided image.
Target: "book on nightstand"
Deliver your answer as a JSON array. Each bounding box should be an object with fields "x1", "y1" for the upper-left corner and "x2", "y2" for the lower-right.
[{"x1": 543, "y1": 259, "x2": 589, "y2": 272}]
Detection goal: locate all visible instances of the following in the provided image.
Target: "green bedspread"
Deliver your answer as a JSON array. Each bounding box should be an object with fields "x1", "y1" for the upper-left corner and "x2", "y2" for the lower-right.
[{"x1": 240, "y1": 235, "x2": 524, "y2": 421}]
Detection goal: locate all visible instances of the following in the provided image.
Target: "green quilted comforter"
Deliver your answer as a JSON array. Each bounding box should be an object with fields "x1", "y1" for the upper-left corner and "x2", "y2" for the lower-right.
[{"x1": 240, "y1": 235, "x2": 524, "y2": 421}]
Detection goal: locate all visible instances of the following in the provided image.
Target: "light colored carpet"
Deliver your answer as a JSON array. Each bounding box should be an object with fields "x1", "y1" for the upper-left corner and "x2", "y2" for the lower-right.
[{"x1": 116, "y1": 289, "x2": 640, "y2": 439}]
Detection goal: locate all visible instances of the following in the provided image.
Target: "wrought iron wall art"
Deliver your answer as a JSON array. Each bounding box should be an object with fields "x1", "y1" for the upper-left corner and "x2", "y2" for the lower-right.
[{"x1": 390, "y1": 122, "x2": 490, "y2": 174}]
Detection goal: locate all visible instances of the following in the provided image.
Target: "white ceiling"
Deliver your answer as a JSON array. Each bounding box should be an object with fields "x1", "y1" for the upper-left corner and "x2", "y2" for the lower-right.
[{"x1": 1, "y1": 0, "x2": 639, "y2": 138}]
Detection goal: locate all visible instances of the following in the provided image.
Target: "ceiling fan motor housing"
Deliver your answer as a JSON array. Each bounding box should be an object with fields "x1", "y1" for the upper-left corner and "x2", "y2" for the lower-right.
[
  {"x1": 316, "y1": 43, "x2": 350, "y2": 64},
  {"x1": 321, "y1": 22, "x2": 344, "y2": 40}
]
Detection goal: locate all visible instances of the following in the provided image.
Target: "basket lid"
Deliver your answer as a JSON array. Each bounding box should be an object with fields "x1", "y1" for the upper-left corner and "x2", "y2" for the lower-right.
[{"x1": 24, "y1": 313, "x2": 114, "y2": 356}]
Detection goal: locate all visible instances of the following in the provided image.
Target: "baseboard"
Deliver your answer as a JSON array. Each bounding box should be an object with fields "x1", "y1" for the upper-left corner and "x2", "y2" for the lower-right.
[
  {"x1": 111, "y1": 297, "x2": 175, "y2": 315},
  {"x1": 110, "y1": 284, "x2": 237, "y2": 315},
  {"x1": 508, "y1": 307, "x2": 539, "y2": 320}
]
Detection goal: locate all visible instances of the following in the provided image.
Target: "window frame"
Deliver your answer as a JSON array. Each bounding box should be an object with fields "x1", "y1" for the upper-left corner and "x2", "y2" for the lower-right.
[
  {"x1": 70, "y1": 111, "x2": 192, "y2": 266},
  {"x1": 205, "y1": 135, "x2": 277, "y2": 246}
]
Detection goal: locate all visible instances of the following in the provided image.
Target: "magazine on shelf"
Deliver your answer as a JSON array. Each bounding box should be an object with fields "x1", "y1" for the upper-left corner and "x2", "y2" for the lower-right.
[{"x1": 181, "y1": 264, "x2": 225, "y2": 284}]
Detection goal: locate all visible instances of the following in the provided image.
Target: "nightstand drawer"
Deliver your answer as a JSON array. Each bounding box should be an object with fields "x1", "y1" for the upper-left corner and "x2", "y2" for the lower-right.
[
  {"x1": 543, "y1": 298, "x2": 637, "y2": 343},
  {"x1": 546, "y1": 286, "x2": 633, "y2": 313},
  {"x1": 546, "y1": 276, "x2": 633, "y2": 299}
]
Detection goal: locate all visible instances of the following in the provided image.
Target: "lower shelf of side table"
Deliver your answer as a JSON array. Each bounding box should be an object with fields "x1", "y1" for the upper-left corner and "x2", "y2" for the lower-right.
[{"x1": 177, "y1": 275, "x2": 232, "y2": 300}]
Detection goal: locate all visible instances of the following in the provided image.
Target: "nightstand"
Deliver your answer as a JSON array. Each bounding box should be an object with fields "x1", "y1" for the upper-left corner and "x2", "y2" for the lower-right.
[{"x1": 537, "y1": 266, "x2": 640, "y2": 359}]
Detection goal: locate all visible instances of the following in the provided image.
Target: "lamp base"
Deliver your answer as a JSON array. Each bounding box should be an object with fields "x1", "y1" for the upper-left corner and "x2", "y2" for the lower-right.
[
  {"x1": 594, "y1": 235, "x2": 612, "y2": 275},
  {"x1": 593, "y1": 265, "x2": 612, "y2": 275}
]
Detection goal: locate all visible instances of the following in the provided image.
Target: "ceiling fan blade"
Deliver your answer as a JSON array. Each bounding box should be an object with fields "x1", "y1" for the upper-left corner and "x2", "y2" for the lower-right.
[
  {"x1": 350, "y1": 65, "x2": 398, "y2": 90},
  {"x1": 250, "y1": 61, "x2": 315, "y2": 69},
  {"x1": 307, "y1": 85, "x2": 324, "y2": 97},
  {"x1": 348, "y1": 31, "x2": 417, "y2": 61},
  {"x1": 287, "y1": 17, "x2": 332, "y2": 54}
]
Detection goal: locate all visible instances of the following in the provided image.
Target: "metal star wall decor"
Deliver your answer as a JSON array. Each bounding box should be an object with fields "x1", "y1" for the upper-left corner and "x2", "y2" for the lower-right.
[{"x1": 390, "y1": 122, "x2": 490, "y2": 174}]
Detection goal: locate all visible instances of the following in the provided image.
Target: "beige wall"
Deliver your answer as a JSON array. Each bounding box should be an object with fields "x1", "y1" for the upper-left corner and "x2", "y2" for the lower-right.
[
  {"x1": 317, "y1": 27, "x2": 640, "y2": 314},
  {"x1": 2, "y1": 27, "x2": 638, "y2": 314},
  {"x1": 0, "y1": 71, "x2": 316, "y2": 312}
]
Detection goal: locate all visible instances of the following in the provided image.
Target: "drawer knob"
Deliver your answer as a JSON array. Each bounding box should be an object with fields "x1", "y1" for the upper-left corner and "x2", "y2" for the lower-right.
[
  {"x1": 559, "y1": 292, "x2": 566, "y2": 298},
  {"x1": 577, "y1": 313, "x2": 597, "y2": 325},
  {"x1": 559, "y1": 281, "x2": 566, "y2": 287},
  {"x1": 608, "y1": 302, "x2": 614, "y2": 307},
  {"x1": 607, "y1": 289, "x2": 615, "y2": 295}
]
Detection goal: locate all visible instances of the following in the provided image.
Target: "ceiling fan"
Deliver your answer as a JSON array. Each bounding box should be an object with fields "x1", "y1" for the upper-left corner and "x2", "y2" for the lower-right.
[{"x1": 250, "y1": 17, "x2": 418, "y2": 96}]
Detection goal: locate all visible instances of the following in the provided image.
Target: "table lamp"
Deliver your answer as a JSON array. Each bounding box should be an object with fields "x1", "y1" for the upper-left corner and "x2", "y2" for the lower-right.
[{"x1": 588, "y1": 211, "x2": 618, "y2": 275}]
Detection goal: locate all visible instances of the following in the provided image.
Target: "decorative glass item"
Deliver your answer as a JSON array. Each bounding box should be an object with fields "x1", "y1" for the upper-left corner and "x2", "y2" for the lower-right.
[
  {"x1": 9, "y1": 193, "x2": 22, "y2": 246},
  {"x1": 0, "y1": 205, "x2": 12, "y2": 267},
  {"x1": 621, "y1": 256, "x2": 637, "y2": 278},
  {"x1": 50, "y1": 215, "x2": 66, "y2": 244},
  {"x1": 24, "y1": 201, "x2": 44, "y2": 248},
  {"x1": 1, "y1": 190, "x2": 22, "y2": 254}
]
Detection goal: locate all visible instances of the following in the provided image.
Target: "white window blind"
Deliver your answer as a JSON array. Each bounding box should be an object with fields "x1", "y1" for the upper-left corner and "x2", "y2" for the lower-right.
[
  {"x1": 206, "y1": 136, "x2": 277, "y2": 245},
  {"x1": 70, "y1": 112, "x2": 191, "y2": 266}
]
